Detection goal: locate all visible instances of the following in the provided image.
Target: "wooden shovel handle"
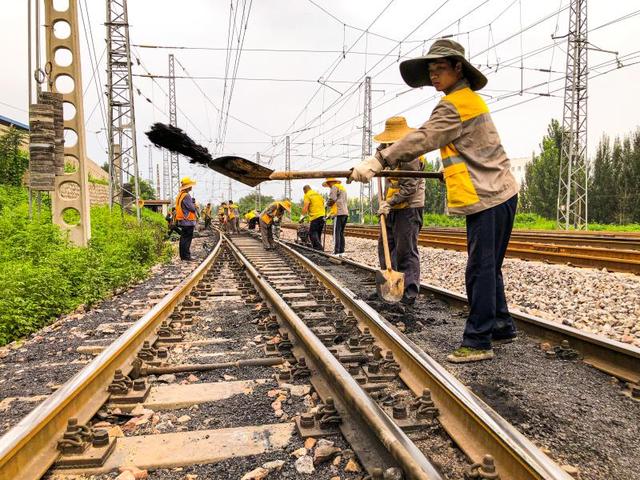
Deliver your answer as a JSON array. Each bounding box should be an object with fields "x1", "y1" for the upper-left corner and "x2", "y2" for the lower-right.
[
  {"x1": 269, "y1": 170, "x2": 442, "y2": 181},
  {"x1": 376, "y1": 177, "x2": 393, "y2": 273}
]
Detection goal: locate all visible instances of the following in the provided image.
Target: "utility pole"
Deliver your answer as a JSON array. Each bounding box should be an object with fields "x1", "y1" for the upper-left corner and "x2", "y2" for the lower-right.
[
  {"x1": 155, "y1": 164, "x2": 161, "y2": 199},
  {"x1": 147, "y1": 145, "x2": 153, "y2": 184},
  {"x1": 162, "y1": 148, "x2": 170, "y2": 199},
  {"x1": 106, "y1": 0, "x2": 141, "y2": 221},
  {"x1": 256, "y1": 152, "x2": 262, "y2": 210},
  {"x1": 557, "y1": 0, "x2": 588, "y2": 230},
  {"x1": 360, "y1": 76, "x2": 373, "y2": 224},
  {"x1": 284, "y1": 136, "x2": 292, "y2": 200},
  {"x1": 168, "y1": 54, "x2": 180, "y2": 200}
]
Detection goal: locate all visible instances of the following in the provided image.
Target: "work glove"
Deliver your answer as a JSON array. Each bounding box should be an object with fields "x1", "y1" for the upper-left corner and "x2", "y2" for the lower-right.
[
  {"x1": 298, "y1": 215, "x2": 307, "y2": 224},
  {"x1": 377, "y1": 201, "x2": 391, "y2": 216},
  {"x1": 347, "y1": 154, "x2": 383, "y2": 183}
]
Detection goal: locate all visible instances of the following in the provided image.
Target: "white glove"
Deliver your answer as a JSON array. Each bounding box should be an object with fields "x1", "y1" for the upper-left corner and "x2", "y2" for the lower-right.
[
  {"x1": 348, "y1": 155, "x2": 383, "y2": 183},
  {"x1": 378, "y1": 201, "x2": 391, "y2": 216}
]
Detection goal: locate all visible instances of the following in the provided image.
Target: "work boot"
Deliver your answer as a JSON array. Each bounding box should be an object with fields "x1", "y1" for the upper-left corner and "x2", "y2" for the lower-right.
[{"x1": 447, "y1": 347, "x2": 494, "y2": 363}]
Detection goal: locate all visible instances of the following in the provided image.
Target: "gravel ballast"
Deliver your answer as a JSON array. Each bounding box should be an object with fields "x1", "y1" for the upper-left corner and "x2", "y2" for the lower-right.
[{"x1": 281, "y1": 229, "x2": 640, "y2": 346}]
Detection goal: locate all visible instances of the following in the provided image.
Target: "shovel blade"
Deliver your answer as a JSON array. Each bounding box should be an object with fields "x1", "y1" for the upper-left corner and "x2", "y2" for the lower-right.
[
  {"x1": 209, "y1": 156, "x2": 275, "y2": 187},
  {"x1": 375, "y1": 269, "x2": 405, "y2": 303}
]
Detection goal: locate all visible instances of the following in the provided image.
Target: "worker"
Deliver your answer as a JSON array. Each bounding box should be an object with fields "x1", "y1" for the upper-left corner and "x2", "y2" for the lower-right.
[
  {"x1": 202, "y1": 203, "x2": 213, "y2": 230},
  {"x1": 301, "y1": 185, "x2": 326, "y2": 250},
  {"x1": 349, "y1": 39, "x2": 519, "y2": 363},
  {"x1": 244, "y1": 209, "x2": 259, "y2": 230},
  {"x1": 226, "y1": 200, "x2": 240, "y2": 234},
  {"x1": 323, "y1": 178, "x2": 348, "y2": 256},
  {"x1": 175, "y1": 176, "x2": 198, "y2": 261},
  {"x1": 370, "y1": 117, "x2": 425, "y2": 307},
  {"x1": 259, "y1": 200, "x2": 292, "y2": 250},
  {"x1": 217, "y1": 202, "x2": 227, "y2": 231}
]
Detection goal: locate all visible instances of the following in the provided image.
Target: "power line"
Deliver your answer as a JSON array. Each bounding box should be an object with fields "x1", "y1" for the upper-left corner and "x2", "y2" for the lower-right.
[{"x1": 132, "y1": 73, "x2": 405, "y2": 85}]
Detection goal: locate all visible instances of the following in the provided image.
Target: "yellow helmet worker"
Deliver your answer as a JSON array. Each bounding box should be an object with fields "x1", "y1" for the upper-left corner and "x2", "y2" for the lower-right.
[
  {"x1": 259, "y1": 200, "x2": 292, "y2": 250},
  {"x1": 301, "y1": 185, "x2": 325, "y2": 251}
]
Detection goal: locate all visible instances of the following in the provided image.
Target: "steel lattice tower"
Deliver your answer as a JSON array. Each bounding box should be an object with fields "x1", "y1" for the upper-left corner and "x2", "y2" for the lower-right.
[
  {"x1": 360, "y1": 76, "x2": 373, "y2": 224},
  {"x1": 557, "y1": 0, "x2": 588, "y2": 229},
  {"x1": 256, "y1": 152, "x2": 262, "y2": 210},
  {"x1": 168, "y1": 54, "x2": 180, "y2": 201},
  {"x1": 106, "y1": 0, "x2": 141, "y2": 220},
  {"x1": 284, "y1": 136, "x2": 292, "y2": 200},
  {"x1": 162, "y1": 148, "x2": 170, "y2": 199}
]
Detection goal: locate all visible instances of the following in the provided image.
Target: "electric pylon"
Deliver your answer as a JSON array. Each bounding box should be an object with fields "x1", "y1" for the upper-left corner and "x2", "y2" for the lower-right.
[
  {"x1": 360, "y1": 76, "x2": 373, "y2": 224},
  {"x1": 557, "y1": 0, "x2": 588, "y2": 229},
  {"x1": 284, "y1": 136, "x2": 292, "y2": 200},
  {"x1": 106, "y1": 0, "x2": 141, "y2": 220},
  {"x1": 168, "y1": 54, "x2": 180, "y2": 201}
]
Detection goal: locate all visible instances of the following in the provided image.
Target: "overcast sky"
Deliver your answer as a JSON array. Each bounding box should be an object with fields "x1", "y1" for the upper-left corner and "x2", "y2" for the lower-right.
[{"x1": 2, "y1": 0, "x2": 640, "y2": 204}]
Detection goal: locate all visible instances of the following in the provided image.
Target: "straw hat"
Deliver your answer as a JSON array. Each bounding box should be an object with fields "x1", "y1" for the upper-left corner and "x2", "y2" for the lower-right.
[
  {"x1": 179, "y1": 176, "x2": 196, "y2": 189},
  {"x1": 399, "y1": 39, "x2": 488, "y2": 91},
  {"x1": 322, "y1": 178, "x2": 341, "y2": 187},
  {"x1": 373, "y1": 117, "x2": 416, "y2": 144},
  {"x1": 280, "y1": 200, "x2": 292, "y2": 212}
]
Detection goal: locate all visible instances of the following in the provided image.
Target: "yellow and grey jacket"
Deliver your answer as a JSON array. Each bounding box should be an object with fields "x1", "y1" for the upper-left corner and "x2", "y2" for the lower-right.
[
  {"x1": 383, "y1": 156, "x2": 426, "y2": 209},
  {"x1": 380, "y1": 80, "x2": 519, "y2": 215},
  {"x1": 260, "y1": 202, "x2": 286, "y2": 225},
  {"x1": 328, "y1": 184, "x2": 348, "y2": 216}
]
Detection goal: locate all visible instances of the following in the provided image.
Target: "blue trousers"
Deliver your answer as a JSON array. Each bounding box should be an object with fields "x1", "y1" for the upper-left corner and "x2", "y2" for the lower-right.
[{"x1": 462, "y1": 195, "x2": 518, "y2": 350}]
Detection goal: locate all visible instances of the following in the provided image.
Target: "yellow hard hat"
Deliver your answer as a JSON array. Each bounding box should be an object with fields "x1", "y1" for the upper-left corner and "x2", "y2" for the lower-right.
[
  {"x1": 322, "y1": 177, "x2": 341, "y2": 187},
  {"x1": 280, "y1": 200, "x2": 292, "y2": 212},
  {"x1": 180, "y1": 176, "x2": 196, "y2": 189},
  {"x1": 373, "y1": 116, "x2": 416, "y2": 143}
]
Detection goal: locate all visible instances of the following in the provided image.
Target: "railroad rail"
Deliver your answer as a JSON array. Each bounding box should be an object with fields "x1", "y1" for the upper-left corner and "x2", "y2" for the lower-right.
[
  {"x1": 282, "y1": 223, "x2": 640, "y2": 273},
  {"x1": 2, "y1": 231, "x2": 637, "y2": 479}
]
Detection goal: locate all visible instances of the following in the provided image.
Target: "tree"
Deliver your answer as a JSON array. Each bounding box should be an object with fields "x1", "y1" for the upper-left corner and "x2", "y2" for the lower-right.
[
  {"x1": 0, "y1": 128, "x2": 29, "y2": 186},
  {"x1": 588, "y1": 135, "x2": 616, "y2": 223},
  {"x1": 235, "y1": 192, "x2": 274, "y2": 214},
  {"x1": 520, "y1": 120, "x2": 562, "y2": 218},
  {"x1": 138, "y1": 179, "x2": 156, "y2": 200},
  {"x1": 423, "y1": 159, "x2": 445, "y2": 214}
]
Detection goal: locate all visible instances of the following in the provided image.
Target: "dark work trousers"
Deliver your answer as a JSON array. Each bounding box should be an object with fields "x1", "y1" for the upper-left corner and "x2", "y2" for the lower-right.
[
  {"x1": 204, "y1": 218, "x2": 211, "y2": 229},
  {"x1": 462, "y1": 194, "x2": 518, "y2": 350},
  {"x1": 309, "y1": 217, "x2": 325, "y2": 251},
  {"x1": 377, "y1": 208, "x2": 423, "y2": 303},
  {"x1": 179, "y1": 225, "x2": 195, "y2": 260},
  {"x1": 167, "y1": 224, "x2": 182, "y2": 238},
  {"x1": 260, "y1": 219, "x2": 275, "y2": 249},
  {"x1": 333, "y1": 215, "x2": 348, "y2": 254},
  {"x1": 248, "y1": 217, "x2": 259, "y2": 230}
]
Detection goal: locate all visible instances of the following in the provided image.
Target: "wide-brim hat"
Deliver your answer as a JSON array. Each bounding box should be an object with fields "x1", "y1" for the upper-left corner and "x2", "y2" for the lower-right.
[
  {"x1": 322, "y1": 177, "x2": 341, "y2": 187},
  {"x1": 373, "y1": 116, "x2": 416, "y2": 143},
  {"x1": 399, "y1": 39, "x2": 487, "y2": 91},
  {"x1": 179, "y1": 176, "x2": 196, "y2": 189},
  {"x1": 280, "y1": 200, "x2": 292, "y2": 212}
]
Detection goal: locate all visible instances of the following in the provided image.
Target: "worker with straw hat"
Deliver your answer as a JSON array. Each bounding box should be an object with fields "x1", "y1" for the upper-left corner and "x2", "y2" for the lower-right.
[
  {"x1": 373, "y1": 116, "x2": 426, "y2": 307},
  {"x1": 175, "y1": 176, "x2": 198, "y2": 261},
  {"x1": 259, "y1": 200, "x2": 292, "y2": 250},
  {"x1": 349, "y1": 39, "x2": 519, "y2": 364},
  {"x1": 323, "y1": 177, "x2": 348, "y2": 256}
]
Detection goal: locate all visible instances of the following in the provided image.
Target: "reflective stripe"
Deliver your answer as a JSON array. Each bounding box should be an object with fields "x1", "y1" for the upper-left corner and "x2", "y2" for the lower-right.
[{"x1": 441, "y1": 155, "x2": 465, "y2": 168}]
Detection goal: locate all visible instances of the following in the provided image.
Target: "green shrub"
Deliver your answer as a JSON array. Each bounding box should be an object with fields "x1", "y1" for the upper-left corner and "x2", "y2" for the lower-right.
[{"x1": 0, "y1": 186, "x2": 170, "y2": 346}]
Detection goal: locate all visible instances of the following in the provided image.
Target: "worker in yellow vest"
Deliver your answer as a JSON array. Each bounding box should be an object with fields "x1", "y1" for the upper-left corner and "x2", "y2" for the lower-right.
[
  {"x1": 349, "y1": 39, "x2": 519, "y2": 363},
  {"x1": 244, "y1": 209, "x2": 259, "y2": 230},
  {"x1": 217, "y1": 203, "x2": 226, "y2": 231},
  {"x1": 175, "y1": 176, "x2": 198, "y2": 261},
  {"x1": 323, "y1": 178, "x2": 348, "y2": 256},
  {"x1": 203, "y1": 203, "x2": 213, "y2": 230},
  {"x1": 226, "y1": 200, "x2": 240, "y2": 235},
  {"x1": 259, "y1": 200, "x2": 291, "y2": 250},
  {"x1": 301, "y1": 185, "x2": 326, "y2": 250}
]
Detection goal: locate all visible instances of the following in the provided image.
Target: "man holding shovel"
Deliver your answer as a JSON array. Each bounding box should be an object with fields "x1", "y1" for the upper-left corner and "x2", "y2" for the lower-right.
[
  {"x1": 372, "y1": 117, "x2": 425, "y2": 308},
  {"x1": 349, "y1": 39, "x2": 519, "y2": 363},
  {"x1": 259, "y1": 200, "x2": 292, "y2": 250}
]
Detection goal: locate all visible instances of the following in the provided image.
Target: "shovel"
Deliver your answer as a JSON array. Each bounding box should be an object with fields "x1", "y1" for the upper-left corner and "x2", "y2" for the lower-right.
[
  {"x1": 375, "y1": 177, "x2": 404, "y2": 303},
  {"x1": 145, "y1": 121, "x2": 442, "y2": 187},
  {"x1": 207, "y1": 155, "x2": 442, "y2": 187}
]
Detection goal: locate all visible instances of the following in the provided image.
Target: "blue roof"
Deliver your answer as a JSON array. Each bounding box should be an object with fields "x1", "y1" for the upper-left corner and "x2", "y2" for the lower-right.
[{"x1": 0, "y1": 114, "x2": 29, "y2": 131}]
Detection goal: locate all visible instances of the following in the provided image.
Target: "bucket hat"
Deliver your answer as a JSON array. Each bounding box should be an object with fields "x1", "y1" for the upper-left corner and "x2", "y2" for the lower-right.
[
  {"x1": 322, "y1": 178, "x2": 341, "y2": 187},
  {"x1": 280, "y1": 200, "x2": 292, "y2": 212},
  {"x1": 399, "y1": 39, "x2": 487, "y2": 91},
  {"x1": 373, "y1": 117, "x2": 416, "y2": 144}
]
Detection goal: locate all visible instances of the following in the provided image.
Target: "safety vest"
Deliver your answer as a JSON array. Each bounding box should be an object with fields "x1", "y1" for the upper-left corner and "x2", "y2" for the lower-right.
[
  {"x1": 245, "y1": 210, "x2": 256, "y2": 220},
  {"x1": 218, "y1": 206, "x2": 225, "y2": 216},
  {"x1": 226, "y1": 203, "x2": 239, "y2": 220},
  {"x1": 385, "y1": 156, "x2": 425, "y2": 209},
  {"x1": 261, "y1": 202, "x2": 285, "y2": 225},
  {"x1": 303, "y1": 189, "x2": 325, "y2": 221},
  {"x1": 203, "y1": 206, "x2": 212, "y2": 219},
  {"x1": 175, "y1": 191, "x2": 196, "y2": 221},
  {"x1": 328, "y1": 183, "x2": 347, "y2": 217}
]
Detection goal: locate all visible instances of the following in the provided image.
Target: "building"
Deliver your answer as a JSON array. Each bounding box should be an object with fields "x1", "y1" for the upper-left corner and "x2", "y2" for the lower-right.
[{"x1": 509, "y1": 156, "x2": 531, "y2": 186}]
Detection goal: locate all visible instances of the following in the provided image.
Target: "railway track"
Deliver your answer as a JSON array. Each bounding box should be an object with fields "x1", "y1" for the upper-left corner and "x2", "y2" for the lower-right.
[
  {"x1": 1, "y1": 231, "x2": 638, "y2": 479},
  {"x1": 282, "y1": 223, "x2": 640, "y2": 274}
]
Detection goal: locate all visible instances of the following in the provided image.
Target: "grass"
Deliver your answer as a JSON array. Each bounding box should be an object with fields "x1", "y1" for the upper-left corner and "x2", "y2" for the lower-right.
[{"x1": 0, "y1": 186, "x2": 172, "y2": 346}]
